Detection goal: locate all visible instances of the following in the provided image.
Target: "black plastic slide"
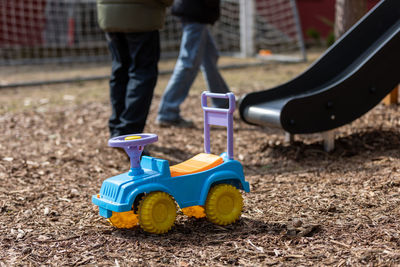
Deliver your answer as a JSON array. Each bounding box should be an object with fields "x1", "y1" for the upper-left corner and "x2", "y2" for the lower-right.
[{"x1": 239, "y1": 0, "x2": 400, "y2": 134}]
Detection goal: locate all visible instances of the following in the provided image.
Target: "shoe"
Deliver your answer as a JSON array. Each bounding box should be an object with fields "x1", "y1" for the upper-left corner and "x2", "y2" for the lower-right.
[
  {"x1": 155, "y1": 117, "x2": 195, "y2": 128},
  {"x1": 110, "y1": 133, "x2": 121, "y2": 139}
]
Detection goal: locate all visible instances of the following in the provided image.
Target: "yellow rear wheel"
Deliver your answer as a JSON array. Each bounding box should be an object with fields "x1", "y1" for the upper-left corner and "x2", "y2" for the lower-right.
[
  {"x1": 181, "y1": 206, "x2": 206, "y2": 218},
  {"x1": 205, "y1": 184, "x2": 243, "y2": 226},
  {"x1": 138, "y1": 192, "x2": 177, "y2": 234},
  {"x1": 108, "y1": 210, "x2": 139, "y2": 229}
]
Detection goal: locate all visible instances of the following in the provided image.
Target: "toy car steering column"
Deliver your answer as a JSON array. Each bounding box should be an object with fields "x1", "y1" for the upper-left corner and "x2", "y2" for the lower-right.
[{"x1": 108, "y1": 134, "x2": 158, "y2": 176}]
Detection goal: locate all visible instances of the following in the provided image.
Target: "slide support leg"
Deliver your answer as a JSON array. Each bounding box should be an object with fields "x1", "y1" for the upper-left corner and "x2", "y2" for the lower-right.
[
  {"x1": 322, "y1": 130, "x2": 335, "y2": 152},
  {"x1": 285, "y1": 132, "x2": 294, "y2": 144}
]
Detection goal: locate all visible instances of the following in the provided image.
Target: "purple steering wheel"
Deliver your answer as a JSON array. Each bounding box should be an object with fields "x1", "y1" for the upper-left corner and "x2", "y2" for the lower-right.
[{"x1": 108, "y1": 133, "x2": 158, "y2": 176}]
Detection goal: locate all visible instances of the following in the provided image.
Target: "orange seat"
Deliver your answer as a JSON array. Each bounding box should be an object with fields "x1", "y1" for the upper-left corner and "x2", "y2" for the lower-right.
[{"x1": 170, "y1": 153, "x2": 223, "y2": 177}]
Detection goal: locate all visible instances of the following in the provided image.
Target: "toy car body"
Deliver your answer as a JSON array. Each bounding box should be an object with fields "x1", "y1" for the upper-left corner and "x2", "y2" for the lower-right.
[{"x1": 92, "y1": 153, "x2": 249, "y2": 218}]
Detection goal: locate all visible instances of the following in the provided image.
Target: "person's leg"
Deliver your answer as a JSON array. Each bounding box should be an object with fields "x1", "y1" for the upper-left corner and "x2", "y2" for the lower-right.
[
  {"x1": 157, "y1": 23, "x2": 208, "y2": 122},
  {"x1": 200, "y1": 28, "x2": 230, "y2": 108},
  {"x1": 105, "y1": 32, "x2": 130, "y2": 137},
  {"x1": 115, "y1": 31, "x2": 160, "y2": 135}
]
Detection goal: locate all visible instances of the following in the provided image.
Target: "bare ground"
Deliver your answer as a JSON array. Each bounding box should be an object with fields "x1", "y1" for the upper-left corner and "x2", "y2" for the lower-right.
[{"x1": 1, "y1": 53, "x2": 400, "y2": 266}]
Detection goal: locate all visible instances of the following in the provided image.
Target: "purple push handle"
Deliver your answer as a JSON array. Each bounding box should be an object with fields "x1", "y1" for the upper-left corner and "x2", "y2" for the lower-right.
[
  {"x1": 201, "y1": 92, "x2": 236, "y2": 160},
  {"x1": 108, "y1": 133, "x2": 158, "y2": 176}
]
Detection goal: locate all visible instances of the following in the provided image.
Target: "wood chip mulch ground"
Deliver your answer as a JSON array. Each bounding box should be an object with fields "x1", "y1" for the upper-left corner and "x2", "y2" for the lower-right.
[{"x1": 1, "y1": 91, "x2": 400, "y2": 266}]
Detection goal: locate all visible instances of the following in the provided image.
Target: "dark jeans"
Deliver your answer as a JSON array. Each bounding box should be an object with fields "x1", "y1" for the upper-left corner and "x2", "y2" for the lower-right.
[{"x1": 106, "y1": 31, "x2": 160, "y2": 137}]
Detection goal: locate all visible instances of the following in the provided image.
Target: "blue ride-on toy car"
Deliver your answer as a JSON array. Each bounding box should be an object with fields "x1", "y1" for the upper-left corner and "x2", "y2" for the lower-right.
[{"x1": 92, "y1": 92, "x2": 250, "y2": 234}]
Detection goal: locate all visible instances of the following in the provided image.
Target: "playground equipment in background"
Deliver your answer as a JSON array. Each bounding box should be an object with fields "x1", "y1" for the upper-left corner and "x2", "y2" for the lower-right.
[
  {"x1": 92, "y1": 92, "x2": 249, "y2": 234},
  {"x1": 239, "y1": 0, "x2": 399, "y2": 151}
]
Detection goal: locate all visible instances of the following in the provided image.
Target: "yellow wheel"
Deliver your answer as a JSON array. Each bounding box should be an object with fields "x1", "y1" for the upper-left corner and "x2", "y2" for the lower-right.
[
  {"x1": 108, "y1": 210, "x2": 139, "y2": 229},
  {"x1": 205, "y1": 184, "x2": 243, "y2": 226},
  {"x1": 138, "y1": 192, "x2": 177, "y2": 234},
  {"x1": 181, "y1": 206, "x2": 206, "y2": 218}
]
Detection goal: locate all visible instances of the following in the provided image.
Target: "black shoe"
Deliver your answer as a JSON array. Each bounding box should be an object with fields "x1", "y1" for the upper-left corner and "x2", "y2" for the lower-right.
[
  {"x1": 155, "y1": 117, "x2": 195, "y2": 128},
  {"x1": 110, "y1": 132, "x2": 122, "y2": 139}
]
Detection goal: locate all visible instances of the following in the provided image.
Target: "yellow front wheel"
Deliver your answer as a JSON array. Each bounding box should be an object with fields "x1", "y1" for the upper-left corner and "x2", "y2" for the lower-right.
[
  {"x1": 205, "y1": 184, "x2": 243, "y2": 226},
  {"x1": 108, "y1": 210, "x2": 139, "y2": 229},
  {"x1": 138, "y1": 192, "x2": 177, "y2": 234}
]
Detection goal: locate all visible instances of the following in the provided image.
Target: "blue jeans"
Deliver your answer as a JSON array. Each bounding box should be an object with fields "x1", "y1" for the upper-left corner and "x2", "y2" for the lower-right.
[
  {"x1": 106, "y1": 31, "x2": 160, "y2": 137},
  {"x1": 157, "y1": 23, "x2": 230, "y2": 122}
]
